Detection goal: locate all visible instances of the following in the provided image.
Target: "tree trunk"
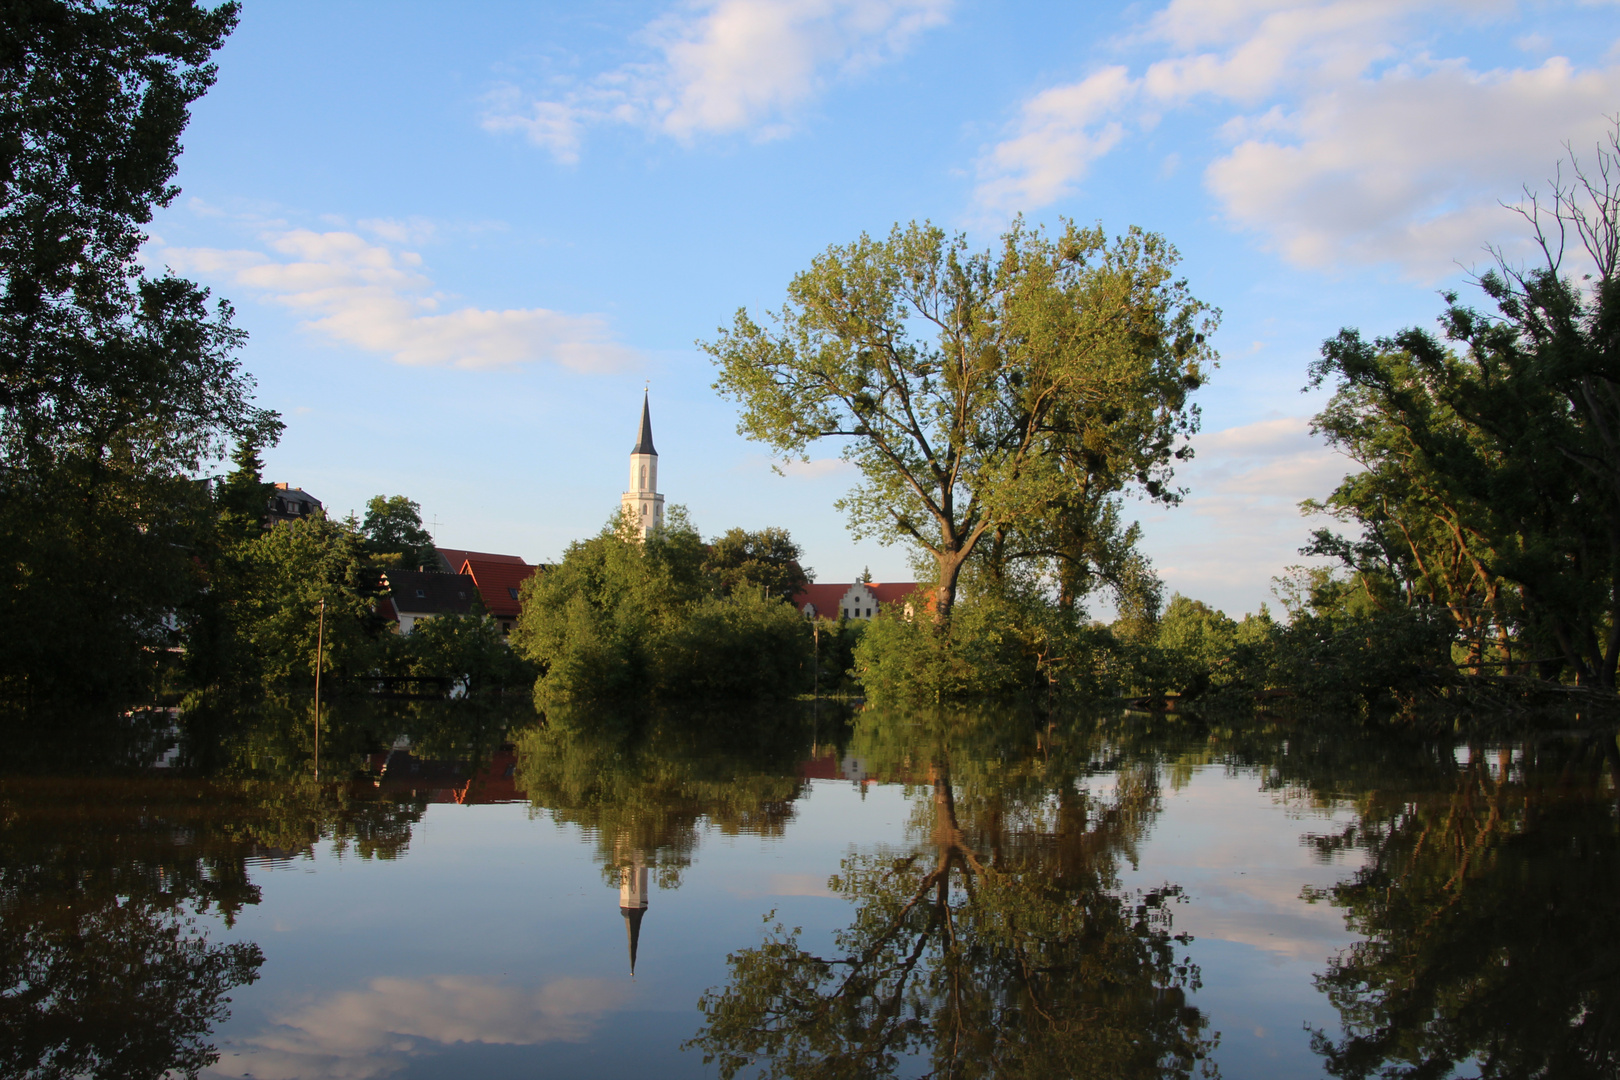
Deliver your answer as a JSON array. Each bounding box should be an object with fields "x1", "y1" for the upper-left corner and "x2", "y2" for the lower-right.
[{"x1": 933, "y1": 548, "x2": 967, "y2": 628}]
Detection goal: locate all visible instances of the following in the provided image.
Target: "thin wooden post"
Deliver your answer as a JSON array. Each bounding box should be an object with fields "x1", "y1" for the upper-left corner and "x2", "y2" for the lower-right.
[
  {"x1": 813, "y1": 620, "x2": 820, "y2": 700},
  {"x1": 314, "y1": 598, "x2": 325, "y2": 781}
]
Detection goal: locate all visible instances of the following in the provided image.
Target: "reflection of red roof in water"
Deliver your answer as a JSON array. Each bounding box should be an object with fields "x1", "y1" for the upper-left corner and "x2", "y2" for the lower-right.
[
  {"x1": 797, "y1": 748, "x2": 843, "y2": 781},
  {"x1": 361, "y1": 747, "x2": 523, "y2": 804}
]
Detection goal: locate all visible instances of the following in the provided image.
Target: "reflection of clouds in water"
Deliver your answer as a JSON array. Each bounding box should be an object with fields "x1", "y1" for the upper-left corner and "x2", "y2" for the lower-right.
[
  {"x1": 768, "y1": 872, "x2": 835, "y2": 896},
  {"x1": 1122, "y1": 771, "x2": 1364, "y2": 962},
  {"x1": 209, "y1": 976, "x2": 627, "y2": 1079},
  {"x1": 1174, "y1": 874, "x2": 1354, "y2": 960}
]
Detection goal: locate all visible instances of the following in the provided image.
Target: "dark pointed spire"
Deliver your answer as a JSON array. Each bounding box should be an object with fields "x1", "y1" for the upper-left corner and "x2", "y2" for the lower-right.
[
  {"x1": 631, "y1": 392, "x2": 657, "y2": 456},
  {"x1": 622, "y1": 904, "x2": 645, "y2": 974}
]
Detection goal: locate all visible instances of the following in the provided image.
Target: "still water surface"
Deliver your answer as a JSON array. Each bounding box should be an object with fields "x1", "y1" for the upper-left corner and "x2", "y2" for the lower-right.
[{"x1": 3, "y1": 703, "x2": 1614, "y2": 1078}]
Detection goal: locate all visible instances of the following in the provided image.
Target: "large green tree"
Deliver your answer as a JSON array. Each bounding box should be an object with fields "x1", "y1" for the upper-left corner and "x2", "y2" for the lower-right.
[
  {"x1": 361, "y1": 494, "x2": 436, "y2": 569},
  {"x1": 706, "y1": 219, "x2": 1214, "y2": 625},
  {"x1": 703, "y1": 526, "x2": 812, "y2": 602},
  {"x1": 0, "y1": 0, "x2": 278, "y2": 700},
  {"x1": 513, "y1": 511, "x2": 812, "y2": 702},
  {"x1": 1307, "y1": 128, "x2": 1620, "y2": 687}
]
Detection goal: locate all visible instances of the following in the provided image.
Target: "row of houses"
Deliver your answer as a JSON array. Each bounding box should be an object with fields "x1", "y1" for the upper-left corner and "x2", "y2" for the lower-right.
[
  {"x1": 376, "y1": 548, "x2": 921, "y2": 638},
  {"x1": 378, "y1": 549, "x2": 539, "y2": 637},
  {"x1": 279, "y1": 400, "x2": 922, "y2": 639}
]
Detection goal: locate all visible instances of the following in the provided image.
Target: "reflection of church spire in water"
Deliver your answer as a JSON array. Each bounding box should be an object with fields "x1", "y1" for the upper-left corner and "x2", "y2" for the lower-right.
[{"x1": 619, "y1": 859, "x2": 649, "y2": 975}]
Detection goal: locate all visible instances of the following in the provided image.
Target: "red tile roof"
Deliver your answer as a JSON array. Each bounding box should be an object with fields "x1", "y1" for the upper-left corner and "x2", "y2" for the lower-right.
[
  {"x1": 791, "y1": 581, "x2": 923, "y2": 617},
  {"x1": 869, "y1": 582, "x2": 924, "y2": 605},
  {"x1": 792, "y1": 583, "x2": 852, "y2": 617},
  {"x1": 435, "y1": 547, "x2": 527, "y2": 572},
  {"x1": 458, "y1": 557, "x2": 537, "y2": 620}
]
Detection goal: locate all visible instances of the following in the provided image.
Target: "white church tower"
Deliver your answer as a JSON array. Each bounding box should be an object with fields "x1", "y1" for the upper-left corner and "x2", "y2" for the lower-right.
[{"x1": 620, "y1": 392, "x2": 664, "y2": 539}]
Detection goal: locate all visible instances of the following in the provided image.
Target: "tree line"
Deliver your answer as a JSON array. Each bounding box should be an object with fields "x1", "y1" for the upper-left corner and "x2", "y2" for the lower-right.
[{"x1": 7, "y1": 0, "x2": 1618, "y2": 720}]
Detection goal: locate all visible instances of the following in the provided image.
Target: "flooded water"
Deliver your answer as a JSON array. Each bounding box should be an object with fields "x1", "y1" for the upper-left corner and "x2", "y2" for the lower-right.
[{"x1": 1, "y1": 701, "x2": 1615, "y2": 1079}]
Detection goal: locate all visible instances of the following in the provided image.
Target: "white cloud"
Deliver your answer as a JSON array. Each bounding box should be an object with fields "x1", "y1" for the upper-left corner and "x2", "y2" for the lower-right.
[
  {"x1": 1136, "y1": 416, "x2": 1349, "y2": 611},
  {"x1": 974, "y1": 66, "x2": 1134, "y2": 211},
  {"x1": 974, "y1": 0, "x2": 1618, "y2": 277},
  {"x1": 778, "y1": 456, "x2": 856, "y2": 478},
  {"x1": 357, "y1": 216, "x2": 438, "y2": 245},
  {"x1": 208, "y1": 976, "x2": 627, "y2": 1080},
  {"x1": 483, "y1": 0, "x2": 952, "y2": 158},
  {"x1": 1206, "y1": 56, "x2": 1620, "y2": 275},
  {"x1": 165, "y1": 230, "x2": 634, "y2": 371},
  {"x1": 482, "y1": 92, "x2": 584, "y2": 163}
]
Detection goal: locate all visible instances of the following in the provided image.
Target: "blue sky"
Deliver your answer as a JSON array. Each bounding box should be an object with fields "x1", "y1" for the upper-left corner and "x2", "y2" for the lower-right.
[{"x1": 148, "y1": 0, "x2": 1620, "y2": 617}]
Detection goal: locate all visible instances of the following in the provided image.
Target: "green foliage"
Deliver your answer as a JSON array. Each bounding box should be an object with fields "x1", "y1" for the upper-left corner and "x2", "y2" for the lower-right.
[
  {"x1": 213, "y1": 438, "x2": 272, "y2": 543},
  {"x1": 233, "y1": 514, "x2": 389, "y2": 684},
  {"x1": 361, "y1": 494, "x2": 436, "y2": 569},
  {"x1": 1304, "y1": 129, "x2": 1620, "y2": 688},
  {"x1": 512, "y1": 509, "x2": 704, "y2": 701},
  {"x1": 395, "y1": 613, "x2": 536, "y2": 696},
  {"x1": 707, "y1": 218, "x2": 1214, "y2": 624},
  {"x1": 1269, "y1": 602, "x2": 1456, "y2": 717},
  {"x1": 657, "y1": 591, "x2": 812, "y2": 699},
  {"x1": 1104, "y1": 576, "x2": 1458, "y2": 716},
  {"x1": 852, "y1": 580, "x2": 1129, "y2": 705},
  {"x1": 0, "y1": 0, "x2": 279, "y2": 704},
  {"x1": 854, "y1": 599, "x2": 1044, "y2": 702},
  {"x1": 513, "y1": 509, "x2": 811, "y2": 702},
  {"x1": 703, "y1": 526, "x2": 810, "y2": 601},
  {"x1": 809, "y1": 616, "x2": 865, "y2": 696}
]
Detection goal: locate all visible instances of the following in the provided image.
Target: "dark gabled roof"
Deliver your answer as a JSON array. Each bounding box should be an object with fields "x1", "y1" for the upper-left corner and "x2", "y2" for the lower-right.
[
  {"x1": 631, "y1": 393, "x2": 657, "y2": 456},
  {"x1": 383, "y1": 570, "x2": 478, "y2": 617}
]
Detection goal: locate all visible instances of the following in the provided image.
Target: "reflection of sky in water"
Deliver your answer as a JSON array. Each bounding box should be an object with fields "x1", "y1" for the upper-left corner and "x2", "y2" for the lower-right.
[{"x1": 200, "y1": 766, "x2": 1362, "y2": 1078}]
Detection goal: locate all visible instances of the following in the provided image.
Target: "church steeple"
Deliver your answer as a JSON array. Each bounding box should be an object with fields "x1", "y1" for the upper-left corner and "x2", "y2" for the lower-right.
[
  {"x1": 619, "y1": 859, "x2": 649, "y2": 975},
  {"x1": 631, "y1": 393, "x2": 657, "y2": 456},
  {"x1": 623, "y1": 904, "x2": 645, "y2": 974},
  {"x1": 621, "y1": 392, "x2": 665, "y2": 539}
]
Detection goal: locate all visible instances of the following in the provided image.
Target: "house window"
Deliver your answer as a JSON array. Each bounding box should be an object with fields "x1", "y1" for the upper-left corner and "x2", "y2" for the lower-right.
[
  {"x1": 415, "y1": 589, "x2": 426, "y2": 598},
  {"x1": 508, "y1": 588, "x2": 520, "y2": 600}
]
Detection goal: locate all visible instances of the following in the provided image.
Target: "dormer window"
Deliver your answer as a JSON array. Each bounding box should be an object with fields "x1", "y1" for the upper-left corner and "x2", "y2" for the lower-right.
[
  {"x1": 508, "y1": 587, "x2": 520, "y2": 600},
  {"x1": 415, "y1": 589, "x2": 426, "y2": 598}
]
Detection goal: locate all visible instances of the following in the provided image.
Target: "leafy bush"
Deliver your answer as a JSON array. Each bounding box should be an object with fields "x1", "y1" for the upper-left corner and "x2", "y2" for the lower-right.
[
  {"x1": 396, "y1": 613, "x2": 536, "y2": 696},
  {"x1": 853, "y1": 598, "x2": 1074, "y2": 704},
  {"x1": 655, "y1": 592, "x2": 811, "y2": 699},
  {"x1": 513, "y1": 510, "x2": 811, "y2": 703}
]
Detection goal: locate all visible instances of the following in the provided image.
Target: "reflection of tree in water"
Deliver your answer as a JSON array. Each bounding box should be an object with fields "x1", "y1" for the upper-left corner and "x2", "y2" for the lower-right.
[
  {"x1": 0, "y1": 776, "x2": 268, "y2": 1080},
  {"x1": 689, "y1": 707, "x2": 1217, "y2": 1080},
  {"x1": 0, "y1": 693, "x2": 518, "y2": 1080},
  {"x1": 513, "y1": 703, "x2": 816, "y2": 889},
  {"x1": 1293, "y1": 733, "x2": 1620, "y2": 1080}
]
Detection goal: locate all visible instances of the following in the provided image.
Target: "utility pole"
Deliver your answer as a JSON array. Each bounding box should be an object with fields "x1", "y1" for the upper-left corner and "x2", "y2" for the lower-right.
[
  {"x1": 314, "y1": 598, "x2": 325, "y2": 781},
  {"x1": 812, "y1": 620, "x2": 820, "y2": 700}
]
